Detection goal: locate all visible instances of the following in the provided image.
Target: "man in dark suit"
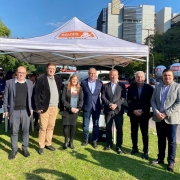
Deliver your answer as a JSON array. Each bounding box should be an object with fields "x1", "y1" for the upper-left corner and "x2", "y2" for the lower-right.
[
  {"x1": 81, "y1": 68, "x2": 103, "y2": 148},
  {"x1": 101, "y1": 69, "x2": 126, "y2": 154},
  {"x1": 127, "y1": 71, "x2": 153, "y2": 159},
  {"x1": 3, "y1": 66, "x2": 33, "y2": 160},
  {"x1": 34, "y1": 62, "x2": 63, "y2": 155}
]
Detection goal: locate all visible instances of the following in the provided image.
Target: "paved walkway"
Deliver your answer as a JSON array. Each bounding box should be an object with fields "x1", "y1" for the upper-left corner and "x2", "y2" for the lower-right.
[{"x1": 149, "y1": 118, "x2": 180, "y2": 143}]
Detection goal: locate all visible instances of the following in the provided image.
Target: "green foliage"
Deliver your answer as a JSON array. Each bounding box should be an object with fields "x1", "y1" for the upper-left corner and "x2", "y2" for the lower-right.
[
  {"x1": 0, "y1": 54, "x2": 36, "y2": 73},
  {"x1": 0, "y1": 20, "x2": 36, "y2": 72},
  {"x1": 151, "y1": 26, "x2": 180, "y2": 67},
  {"x1": 116, "y1": 61, "x2": 146, "y2": 78},
  {"x1": 0, "y1": 20, "x2": 10, "y2": 37},
  {"x1": 34, "y1": 64, "x2": 46, "y2": 74}
]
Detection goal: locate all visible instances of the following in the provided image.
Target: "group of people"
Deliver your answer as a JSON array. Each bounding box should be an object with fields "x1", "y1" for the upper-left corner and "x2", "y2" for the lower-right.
[{"x1": 1, "y1": 63, "x2": 180, "y2": 172}]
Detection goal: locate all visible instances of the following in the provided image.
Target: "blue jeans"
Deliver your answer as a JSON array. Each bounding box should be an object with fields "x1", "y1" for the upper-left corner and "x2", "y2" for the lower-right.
[
  {"x1": 83, "y1": 109, "x2": 100, "y2": 141},
  {"x1": 156, "y1": 120, "x2": 178, "y2": 164}
]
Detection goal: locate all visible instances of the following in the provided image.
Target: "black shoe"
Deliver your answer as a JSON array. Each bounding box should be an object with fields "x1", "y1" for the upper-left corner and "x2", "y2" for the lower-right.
[
  {"x1": 152, "y1": 159, "x2": 164, "y2": 164},
  {"x1": 92, "y1": 141, "x2": 98, "y2": 149},
  {"x1": 167, "y1": 163, "x2": 174, "y2": 172},
  {"x1": 142, "y1": 152, "x2": 148, "y2": 160},
  {"x1": 82, "y1": 140, "x2": 88, "y2": 146},
  {"x1": 45, "y1": 145, "x2": 56, "y2": 151},
  {"x1": 69, "y1": 141, "x2": 75, "y2": 149},
  {"x1": 34, "y1": 122, "x2": 38, "y2": 126},
  {"x1": 8, "y1": 150, "x2": 18, "y2": 160},
  {"x1": 23, "y1": 149, "x2": 30, "y2": 157},
  {"x1": 129, "y1": 148, "x2": 139, "y2": 155},
  {"x1": 38, "y1": 148, "x2": 44, "y2": 155},
  {"x1": 116, "y1": 147, "x2": 122, "y2": 154},
  {"x1": 105, "y1": 144, "x2": 112, "y2": 150},
  {"x1": 63, "y1": 142, "x2": 68, "y2": 150}
]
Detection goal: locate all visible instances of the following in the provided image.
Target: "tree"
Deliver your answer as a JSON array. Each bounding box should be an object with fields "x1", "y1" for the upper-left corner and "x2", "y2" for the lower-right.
[
  {"x1": 151, "y1": 26, "x2": 180, "y2": 67},
  {"x1": 0, "y1": 20, "x2": 10, "y2": 37},
  {"x1": 116, "y1": 61, "x2": 146, "y2": 78},
  {"x1": 0, "y1": 20, "x2": 37, "y2": 72}
]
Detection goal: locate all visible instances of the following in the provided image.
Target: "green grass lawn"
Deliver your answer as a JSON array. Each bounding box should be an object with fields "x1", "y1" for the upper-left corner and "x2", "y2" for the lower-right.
[{"x1": 0, "y1": 113, "x2": 180, "y2": 180}]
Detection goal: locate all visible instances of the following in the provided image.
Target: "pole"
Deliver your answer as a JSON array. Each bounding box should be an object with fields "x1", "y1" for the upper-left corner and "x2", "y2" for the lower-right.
[
  {"x1": 146, "y1": 55, "x2": 149, "y2": 84},
  {"x1": 143, "y1": 28, "x2": 155, "y2": 83},
  {"x1": 150, "y1": 53, "x2": 154, "y2": 76}
]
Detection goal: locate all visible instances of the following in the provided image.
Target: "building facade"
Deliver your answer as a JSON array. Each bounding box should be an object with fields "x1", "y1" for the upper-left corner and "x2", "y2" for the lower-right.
[{"x1": 97, "y1": 1, "x2": 155, "y2": 44}]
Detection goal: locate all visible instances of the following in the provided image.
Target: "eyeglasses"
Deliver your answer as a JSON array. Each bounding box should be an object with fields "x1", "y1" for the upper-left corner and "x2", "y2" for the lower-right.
[
  {"x1": 47, "y1": 68, "x2": 56, "y2": 71},
  {"x1": 17, "y1": 72, "x2": 26, "y2": 74}
]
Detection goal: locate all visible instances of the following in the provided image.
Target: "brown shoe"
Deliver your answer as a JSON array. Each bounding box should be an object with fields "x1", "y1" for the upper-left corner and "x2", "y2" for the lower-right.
[{"x1": 167, "y1": 163, "x2": 174, "y2": 172}]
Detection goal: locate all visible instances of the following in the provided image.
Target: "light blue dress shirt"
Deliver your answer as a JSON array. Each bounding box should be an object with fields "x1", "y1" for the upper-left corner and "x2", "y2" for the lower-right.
[
  {"x1": 88, "y1": 79, "x2": 96, "y2": 94},
  {"x1": 111, "y1": 81, "x2": 118, "y2": 95},
  {"x1": 160, "y1": 84, "x2": 170, "y2": 113}
]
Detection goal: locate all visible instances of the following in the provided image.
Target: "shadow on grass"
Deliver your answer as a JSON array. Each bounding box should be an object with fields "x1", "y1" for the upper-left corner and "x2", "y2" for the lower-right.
[
  {"x1": 0, "y1": 136, "x2": 11, "y2": 154},
  {"x1": 68, "y1": 147, "x2": 180, "y2": 179},
  {"x1": 25, "y1": 168, "x2": 76, "y2": 180}
]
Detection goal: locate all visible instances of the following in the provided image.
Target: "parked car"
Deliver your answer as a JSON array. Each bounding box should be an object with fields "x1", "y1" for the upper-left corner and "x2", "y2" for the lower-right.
[
  {"x1": 96, "y1": 70, "x2": 110, "y2": 84},
  {"x1": 56, "y1": 72, "x2": 75, "y2": 84},
  {"x1": 119, "y1": 80, "x2": 130, "y2": 90},
  {"x1": 149, "y1": 78, "x2": 157, "y2": 88}
]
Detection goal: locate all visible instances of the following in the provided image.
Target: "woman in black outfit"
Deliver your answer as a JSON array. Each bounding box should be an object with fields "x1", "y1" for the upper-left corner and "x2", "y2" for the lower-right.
[{"x1": 61, "y1": 74, "x2": 83, "y2": 149}]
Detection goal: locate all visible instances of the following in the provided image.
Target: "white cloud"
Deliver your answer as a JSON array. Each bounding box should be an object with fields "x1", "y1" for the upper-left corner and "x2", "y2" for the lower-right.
[{"x1": 46, "y1": 21, "x2": 64, "y2": 28}]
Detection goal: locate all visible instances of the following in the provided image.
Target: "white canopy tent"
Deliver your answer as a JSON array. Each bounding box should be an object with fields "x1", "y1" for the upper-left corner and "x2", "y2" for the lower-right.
[{"x1": 0, "y1": 17, "x2": 149, "y2": 80}]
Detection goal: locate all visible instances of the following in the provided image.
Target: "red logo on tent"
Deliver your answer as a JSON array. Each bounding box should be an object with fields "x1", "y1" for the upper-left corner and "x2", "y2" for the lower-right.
[{"x1": 56, "y1": 31, "x2": 97, "y2": 39}]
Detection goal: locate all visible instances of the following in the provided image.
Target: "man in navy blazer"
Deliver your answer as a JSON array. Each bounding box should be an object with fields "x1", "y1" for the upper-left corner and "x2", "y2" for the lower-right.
[
  {"x1": 3, "y1": 66, "x2": 33, "y2": 160},
  {"x1": 81, "y1": 68, "x2": 103, "y2": 148}
]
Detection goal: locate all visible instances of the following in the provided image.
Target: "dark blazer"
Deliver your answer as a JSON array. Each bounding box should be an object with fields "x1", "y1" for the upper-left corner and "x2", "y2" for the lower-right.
[
  {"x1": 61, "y1": 85, "x2": 83, "y2": 116},
  {"x1": 0, "y1": 78, "x2": 5, "y2": 106},
  {"x1": 127, "y1": 83, "x2": 153, "y2": 117},
  {"x1": 34, "y1": 74, "x2": 63, "y2": 113},
  {"x1": 81, "y1": 79, "x2": 103, "y2": 112},
  {"x1": 3, "y1": 78, "x2": 33, "y2": 118},
  {"x1": 101, "y1": 82, "x2": 126, "y2": 115}
]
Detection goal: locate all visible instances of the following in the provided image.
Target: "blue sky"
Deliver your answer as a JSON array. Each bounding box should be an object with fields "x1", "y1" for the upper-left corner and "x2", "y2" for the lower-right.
[{"x1": 0, "y1": 0, "x2": 179, "y2": 38}]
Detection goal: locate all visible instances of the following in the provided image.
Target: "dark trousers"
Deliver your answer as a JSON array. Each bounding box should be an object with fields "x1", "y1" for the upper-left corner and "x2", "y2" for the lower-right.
[
  {"x1": 63, "y1": 125, "x2": 76, "y2": 142},
  {"x1": 105, "y1": 114, "x2": 123, "y2": 148},
  {"x1": 33, "y1": 111, "x2": 39, "y2": 124},
  {"x1": 156, "y1": 120, "x2": 178, "y2": 164},
  {"x1": 10, "y1": 110, "x2": 30, "y2": 151},
  {"x1": 83, "y1": 109, "x2": 100, "y2": 141},
  {"x1": 0, "y1": 98, "x2": 3, "y2": 123},
  {"x1": 0, "y1": 113, "x2": 2, "y2": 124},
  {"x1": 130, "y1": 114, "x2": 149, "y2": 153}
]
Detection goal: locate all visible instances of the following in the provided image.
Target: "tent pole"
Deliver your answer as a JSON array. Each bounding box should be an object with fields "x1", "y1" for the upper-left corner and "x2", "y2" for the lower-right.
[{"x1": 146, "y1": 55, "x2": 149, "y2": 84}]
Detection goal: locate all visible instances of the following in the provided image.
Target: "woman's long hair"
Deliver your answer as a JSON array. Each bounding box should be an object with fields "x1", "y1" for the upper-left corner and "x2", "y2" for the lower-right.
[{"x1": 67, "y1": 74, "x2": 81, "y2": 92}]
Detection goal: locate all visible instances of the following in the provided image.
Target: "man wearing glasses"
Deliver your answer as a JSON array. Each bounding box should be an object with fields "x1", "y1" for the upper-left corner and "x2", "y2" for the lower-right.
[
  {"x1": 3, "y1": 66, "x2": 33, "y2": 160},
  {"x1": 34, "y1": 62, "x2": 63, "y2": 155}
]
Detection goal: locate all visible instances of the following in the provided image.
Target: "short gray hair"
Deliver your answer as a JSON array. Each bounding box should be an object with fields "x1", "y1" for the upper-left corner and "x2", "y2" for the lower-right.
[
  {"x1": 109, "y1": 69, "x2": 118, "y2": 74},
  {"x1": 135, "y1": 71, "x2": 145, "y2": 78}
]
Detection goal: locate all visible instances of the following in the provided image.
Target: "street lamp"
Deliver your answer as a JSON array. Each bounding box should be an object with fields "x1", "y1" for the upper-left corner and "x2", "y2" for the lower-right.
[{"x1": 150, "y1": 53, "x2": 155, "y2": 77}]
